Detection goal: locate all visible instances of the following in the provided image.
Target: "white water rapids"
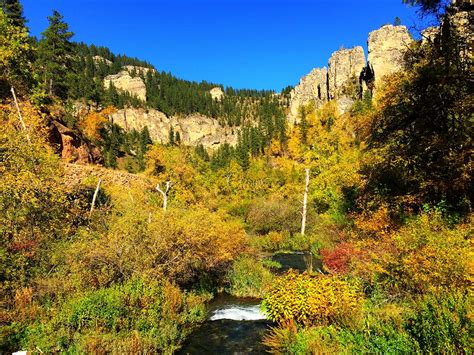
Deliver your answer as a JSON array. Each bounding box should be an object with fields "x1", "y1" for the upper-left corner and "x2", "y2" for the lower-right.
[{"x1": 209, "y1": 304, "x2": 267, "y2": 321}]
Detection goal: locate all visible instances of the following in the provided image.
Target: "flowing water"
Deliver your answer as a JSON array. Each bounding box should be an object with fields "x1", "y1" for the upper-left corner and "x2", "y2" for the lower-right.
[
  {"x1": 178, "y1": 294, "x2": 271, "y2": 354},
  {"x1": 179, "y1": 252, "x2": 322, "y2": 354}
]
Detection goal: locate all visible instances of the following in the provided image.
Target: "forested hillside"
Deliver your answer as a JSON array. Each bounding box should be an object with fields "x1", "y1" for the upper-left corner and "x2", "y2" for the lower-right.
[{"x1": 0, "y1": 0, "x2": 472, "y2": 353}]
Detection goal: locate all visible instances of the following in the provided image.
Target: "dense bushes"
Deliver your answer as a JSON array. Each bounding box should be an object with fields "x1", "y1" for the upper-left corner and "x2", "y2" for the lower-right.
[
  {"x1": 226, "y1": 255, "x2": 274, "y2": 298},
  {"x1": 262, "y1": 272, "x2": 363, "y2": 327},
  {"x1": 15, "y1": 278, "x2": 208, "y2": 354},
  {"x1": 406, "y1": 290, "x2": 472, "y2": 353},
  {"x1": 69, "y1": 202, "x2": 248, "y2": 287}
]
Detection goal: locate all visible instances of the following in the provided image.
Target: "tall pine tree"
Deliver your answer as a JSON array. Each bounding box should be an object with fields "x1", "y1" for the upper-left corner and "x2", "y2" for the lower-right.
[{"x1": 36, "y1": 10, "x2": 74, "y2": 99}]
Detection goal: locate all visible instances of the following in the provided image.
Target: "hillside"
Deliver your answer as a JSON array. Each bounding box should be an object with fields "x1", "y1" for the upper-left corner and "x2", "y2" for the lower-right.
[{"x1": 0, "y1": 0, "x2": 472, "y2": 353}]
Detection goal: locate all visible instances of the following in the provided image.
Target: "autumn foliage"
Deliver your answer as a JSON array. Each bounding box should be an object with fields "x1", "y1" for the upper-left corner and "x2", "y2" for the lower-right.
[{"x1": 263, "y1": 272, "x2": 363, "y2": 327}]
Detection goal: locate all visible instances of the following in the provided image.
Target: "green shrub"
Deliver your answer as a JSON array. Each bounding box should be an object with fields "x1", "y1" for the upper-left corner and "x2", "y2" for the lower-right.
[
  {"x1": 20, "y1": 278, "x2": 207, "y2": 354},
  {"x1": 405, "y1": 290, "x2": 472, "y2": 354},
  {"x1": 226, "y1": 255, "x2": 274, "y2": 298},
  {"x1": 263, "y1": 324, "x2": 340, "y2": 354}
]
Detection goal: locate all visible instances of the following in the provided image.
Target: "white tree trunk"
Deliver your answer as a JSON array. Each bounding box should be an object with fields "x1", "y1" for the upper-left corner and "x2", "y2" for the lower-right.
[
  {"x1": 89, "y1": 179, "x2": 102, "y2": 218},
  {"x1": 11, "y1": 87, "x2": 31, "y2": 144},
  {"x1": 156, "y1": 181, "x2": 171, "y2": 211},
  {"x1": 301, "y1": 168, "x2": 310, "y2": 236}
]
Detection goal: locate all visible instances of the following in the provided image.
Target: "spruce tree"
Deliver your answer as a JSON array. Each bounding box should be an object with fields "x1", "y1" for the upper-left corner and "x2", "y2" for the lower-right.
[
  {"x1": 168, "y1": 126, "x2": 175, "y2": 146},
  {"x1": 1, "y1": 0, "x2": 26, "y2": 28},
  {"x1": 36, "y1": 10, "x2": 74, "y2": 99}
]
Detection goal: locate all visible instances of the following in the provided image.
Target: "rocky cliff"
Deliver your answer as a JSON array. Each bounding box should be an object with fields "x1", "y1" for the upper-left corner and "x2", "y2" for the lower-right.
[
  {"x1": 288, "y1": 24, "x2": 412, "y2": 122},
  {"x1": 104, "y1": 71, "x2": 147, "y2": 101},
  {"x1": 109, "y1": 108, "x2": 238, "y2": 149},
  {"x1": 367, "y1": 25, "x2": 412, "y2": 89},
  {"x1": 328, "y1": 46, "x2": 366, "y2": 100},
  {"x1": 210, "y1": 87, "x2": 225, "y2": 101},
  {"x1": 288, "y1": 67, "x2": 327, "y2": 123}
]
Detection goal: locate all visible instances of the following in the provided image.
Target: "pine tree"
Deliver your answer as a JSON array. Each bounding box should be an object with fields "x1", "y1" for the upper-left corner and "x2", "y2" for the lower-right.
[
  {"x1": 1, "y1": 0, "x2": 25, "y2": 28},
  {"x1": 168, "y1": 126, "x2": 175, "y2": 146},
  {"x1": 175, "y1": 131, "x2": 181, "y2": 144},
  {"x1": 36, "y1": 10, "x2": 74, "y2": 99},
  {"x1": 299, "y1": 106, "x2": 309, "y2": 145}
]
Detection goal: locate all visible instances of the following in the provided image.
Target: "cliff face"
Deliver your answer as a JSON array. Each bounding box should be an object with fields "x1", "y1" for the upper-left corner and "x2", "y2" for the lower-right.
[
  {"x1": 328, "y1": 46, "x2": 366, "y2": 100},
  {"x1": 288, "y1": 67, "x2": 327, "y2": 123},
  {"x1": 288, "y1": 25, "x2": 412, "y2": 122},
  {"x1": 104, "y1": 71, "x2": 147, "y2": 101},
  {"x1": 48, "y1": 118, "x2": 103, "y2": 165},
  {"x1": 109, "y1": 108, "x2": 238, "y2": 149},
  {"x1": 367, "y1": 25, "x2": 413, "y2": 88}
]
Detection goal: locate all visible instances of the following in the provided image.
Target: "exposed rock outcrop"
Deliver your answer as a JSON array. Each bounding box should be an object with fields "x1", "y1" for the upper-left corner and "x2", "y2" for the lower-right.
[
  {"x1": 288, "y1": 25, "x2": 413, "y2": 122},
  {"x1": 367, "y1": 25, "x2": 413, "y2": 88},
  {"x1": 109, "y1": 108, "x2": 238, "y2": 149},
  {"x1": 210, "y1": 87, "x2": 224, "y2": 101},
  {"x1": 328, "y1": 46, "x2": 366, "y2": 100},
  {"x1": 122, "y1": 65, "x2": 156, "y2": 76},
  {"x1": 288, "y1": 67, "x2": 328, "y2": 123},
  {"x1": 48, "y1": 119, "x2": 102, "y2": 164},
  {"x1": 104, "y1": 71, "x2": 147, "y2": 101},
  {"x1": 93, "y1": 56, "x2": 112, "y2": 66}
]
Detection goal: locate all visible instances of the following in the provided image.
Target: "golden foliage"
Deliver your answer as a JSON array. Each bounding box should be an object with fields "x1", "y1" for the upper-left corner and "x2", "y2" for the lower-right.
[{"x1": 263, "y1": 271, "x2": 363, "y2": 327}]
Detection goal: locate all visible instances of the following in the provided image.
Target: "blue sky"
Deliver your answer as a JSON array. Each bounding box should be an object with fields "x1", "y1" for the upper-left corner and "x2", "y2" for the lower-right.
[{"x1": 22, "y1": 0, "x2": 433, "y2": 91}]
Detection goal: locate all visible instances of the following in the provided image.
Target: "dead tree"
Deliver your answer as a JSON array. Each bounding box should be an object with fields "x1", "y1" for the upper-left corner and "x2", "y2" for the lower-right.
[
  {"x1": 11, "y1": 87, "x2": 31, "y2": 144},
  {"x1": 301, "y1": 168, "x2": 310, "y2": 236},
  {"x1": 156, "y1": 181, "x2": 171, "y2": 211},
  {"x1": 89, "y1": 179, "x2": 102, "y2": 218}
]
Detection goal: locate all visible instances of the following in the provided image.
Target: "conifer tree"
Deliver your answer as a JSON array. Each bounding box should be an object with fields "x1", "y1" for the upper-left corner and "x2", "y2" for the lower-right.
[
  {"x1": 36, "y1": 10, "x2": 74, "y2": 99},
  {"x1": 1, "y1": 0, "x2": 26, "y2": 28},
  {"x1": 168, "y1": 126, "x2": 175, "y2": 146}
]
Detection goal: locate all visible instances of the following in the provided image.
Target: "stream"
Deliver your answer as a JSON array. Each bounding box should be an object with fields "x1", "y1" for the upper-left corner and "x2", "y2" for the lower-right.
[{"x1": 179, "y1": 252, "x2": 320, "y2": 354}]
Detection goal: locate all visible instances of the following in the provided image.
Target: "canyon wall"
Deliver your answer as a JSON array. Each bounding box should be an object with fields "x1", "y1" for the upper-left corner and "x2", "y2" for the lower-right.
[{"x1": 288, "y1": 24, "x2": 413, "y2": 122}]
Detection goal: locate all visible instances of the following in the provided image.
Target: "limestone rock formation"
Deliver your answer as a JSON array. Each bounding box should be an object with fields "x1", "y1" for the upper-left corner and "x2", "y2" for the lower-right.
[
  {"x1": 421, "y1": 26, "x2": 440, "y2": 44},
  {"x1": 450, "y1": 10, "x2": 473, "y2": 60},
  {"x1": 122, "y1": 65, "x2": 156, "y2": 76},
  {"x1": 328, "y1": 46, "x2": 366, "y2": 100},
  {"x1": 367, "y1": 25, "x2": 413, "y2": 88},
  {"x1": 93, "y1": 56, "x2": 112, "y2": 66},
  {"x1": 210, "y1": 87, "x2": 224, "y2": 101},
  {"x1": 288, "y1": 67, "x2": 327, "y2": 123},
  {"x1": 104, "y1": 71, "x2": 147, "y2": 101},
  {"x1": 109, "y1": 108, "x2": 238, "y2": 149}
]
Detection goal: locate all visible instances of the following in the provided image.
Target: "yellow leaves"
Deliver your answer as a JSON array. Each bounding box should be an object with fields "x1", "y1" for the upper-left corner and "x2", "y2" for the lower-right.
[
  {"x1": 79, "y1": 110, "x2": 108, "y2": 141},
  {"x1": 263, "y1": 271, "x2": 363, "y2": 327},
  {"x1": 354, "y1": 205, "x2": 394, "y2": 238}
]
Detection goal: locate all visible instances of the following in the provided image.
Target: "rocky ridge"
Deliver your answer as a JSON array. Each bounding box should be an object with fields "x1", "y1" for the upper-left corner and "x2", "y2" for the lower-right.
[
  {"x1": 288, "y1": 24, "x2": 413, "y2": 122},
  {"x1": 109, "y1": 108, "x2": 238, "y2": 149}
]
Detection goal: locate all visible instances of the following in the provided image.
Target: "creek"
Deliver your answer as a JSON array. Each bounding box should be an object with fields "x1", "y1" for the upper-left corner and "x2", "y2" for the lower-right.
[{"x1": 179, "y1": 252, "x2": 320, "y2": 354}]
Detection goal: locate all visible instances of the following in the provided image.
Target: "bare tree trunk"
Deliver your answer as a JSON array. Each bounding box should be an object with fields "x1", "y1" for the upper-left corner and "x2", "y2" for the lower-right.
[
  {"x1": 89, "y1": 179, "x2": 102, "y2": 218},
  {"x1": 11, "y1": 87, "x2": 31, "y2": 144},
  {"x1": 301, "y1": 168, "x2": 310, "y2": 236},
  {"x1": 156, "y1": 181, "x2": 171, "y2": 211}
]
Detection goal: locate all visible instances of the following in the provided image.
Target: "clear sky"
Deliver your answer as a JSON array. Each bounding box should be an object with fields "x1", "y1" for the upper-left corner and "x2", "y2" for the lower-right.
[{"x1": 22, "y1": 0, "x2": 433, "y2": 91}]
